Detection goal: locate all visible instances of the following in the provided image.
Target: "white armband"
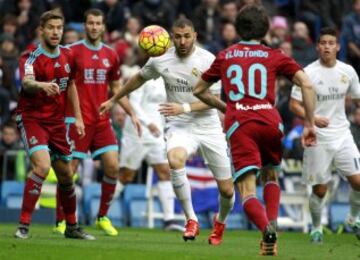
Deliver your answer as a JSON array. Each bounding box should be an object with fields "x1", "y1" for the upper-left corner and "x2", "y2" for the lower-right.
[{"x1": 182, "y1": 103, "x2": 191, "y2": 113}]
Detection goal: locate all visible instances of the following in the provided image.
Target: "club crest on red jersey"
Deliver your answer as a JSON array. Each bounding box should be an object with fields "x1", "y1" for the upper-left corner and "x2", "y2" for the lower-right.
[{"x1": 102, "y1": 58, "x2": 110, "y2": 67}]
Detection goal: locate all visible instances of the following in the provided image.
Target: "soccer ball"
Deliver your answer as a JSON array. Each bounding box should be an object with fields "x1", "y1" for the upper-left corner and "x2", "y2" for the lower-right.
[{"x1": 138, "y1": 25, "x2": 171, "y2": 57}]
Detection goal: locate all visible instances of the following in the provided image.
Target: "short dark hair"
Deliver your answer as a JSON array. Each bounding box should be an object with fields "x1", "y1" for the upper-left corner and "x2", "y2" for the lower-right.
[
  {"x1": 84, "y1": 8, "x2": 105, "y2": 23},
  {"x1": 318, "y1": 27, "x2": 338, "y2": 42},
  {"x1": 172, "y1": 18, "x2": 194, "y2": 30},
  {"x1": 235, "y1": 4, "x2": 269, "y2": 41},
  {"x1": 2, "y1": 120, "x2": 17, "y2": 131},
  {"x1": 40, "y1": 10, "x2": 64, "y2": 27}
]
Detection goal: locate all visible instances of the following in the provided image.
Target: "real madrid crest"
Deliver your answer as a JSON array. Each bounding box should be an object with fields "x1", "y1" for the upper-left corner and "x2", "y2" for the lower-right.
[
  {"x1": 340, "y1": 74, "x2": 348, "y2": 84},
  {"x1": 191, "y1": 67, "x2": 199, "y2": 77},
  {"x1": 103, "y1": 58, "x2": 110, "y2": 67}
]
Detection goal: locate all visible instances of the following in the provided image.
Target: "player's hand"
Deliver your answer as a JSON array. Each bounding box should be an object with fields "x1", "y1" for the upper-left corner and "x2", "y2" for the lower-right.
[
  {"x1": 159, "y1": 103, "x2": 183, "y2": 116},
  {"x1": 302, "y1": 126, "x2": 317, "y2": 147},
  {"x1": 131, "y1": 115, "x2": 142, "y2": 137},
  {"x1": 99, "y1": 99, "x2": 114, "y2": 116},
  {"x1": 315, "y1": 116, "x2": 329, "y2": 128},
  {"x1": 75, "y1": 118, "x2": 85, "y2": 139},
  {"x1": 42, "y1": 82, "x2": 60, "y2": 96},
  {"x1": 148, "y1": 123, "x2": 161, "y2": 137}
]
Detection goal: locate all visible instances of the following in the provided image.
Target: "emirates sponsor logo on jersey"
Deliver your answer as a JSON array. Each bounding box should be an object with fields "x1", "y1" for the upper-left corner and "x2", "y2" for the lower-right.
[
  {"x1": 54, "y1": 62, "x2": 61, "y2": 68},
  {"x1": 102, "y1": 58, "x2": 110, "y2": 67}
]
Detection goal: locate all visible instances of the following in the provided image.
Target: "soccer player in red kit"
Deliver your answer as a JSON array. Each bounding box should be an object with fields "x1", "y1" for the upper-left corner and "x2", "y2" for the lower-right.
[
  {"x1": 14, "y1": 10, "x2": 94, "y2": 240},
  {"x1": 55, "y1": 8, "x2": 141, "y2": 236},
  {"x1": 193, "y1": 5, "x2": 316, "y2": 255}
]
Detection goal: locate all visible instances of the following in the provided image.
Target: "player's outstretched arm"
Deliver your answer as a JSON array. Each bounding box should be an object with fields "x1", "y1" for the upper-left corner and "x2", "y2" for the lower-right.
[
  {"x1": 67, "y1": 81, "x2": 85, "y2": 138},
  {"x1": 22, "y1": 75, "x2": 60, "y2": 96},
  {"x1": 99, "y1": 72, "x2": 147, "y2": 116},
  {"x1": 193, "y1": 78, "x2": 226, "y2": 113},
  {"x1": 292, "y1": 70, "x2": 317, "y2": 146},
  {"x1": 158, "y1": 100, "x2": 212, "y2": 116}
]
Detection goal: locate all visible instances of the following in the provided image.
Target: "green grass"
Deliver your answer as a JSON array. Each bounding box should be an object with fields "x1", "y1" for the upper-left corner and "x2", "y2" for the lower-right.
[{"x1": 0, "y1": 224, "x2": 359, "y2": 259}]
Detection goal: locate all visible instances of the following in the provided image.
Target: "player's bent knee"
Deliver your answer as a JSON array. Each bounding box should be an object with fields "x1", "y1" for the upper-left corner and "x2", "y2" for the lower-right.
[
  {"x1": 32, "y1": 164, "x2": 51, "y2": 177},
  {"x1": 167, "y1": 153, "x2": 186, "y2": 169},
  {"x1": 312, "y1": 184, "x2": 327, "y2": 198}
]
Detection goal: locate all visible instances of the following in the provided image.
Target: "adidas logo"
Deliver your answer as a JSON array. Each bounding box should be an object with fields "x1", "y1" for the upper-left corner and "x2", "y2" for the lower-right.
[
  {"x1": 54, "y1": 62, "x2": 61, "y2": 68},
  {"x1": 92, "y1": 54, "x2": 99, "y2": 60},
  {"x1": 28, "y1": 189, "x2": 40, "y2": 195}
]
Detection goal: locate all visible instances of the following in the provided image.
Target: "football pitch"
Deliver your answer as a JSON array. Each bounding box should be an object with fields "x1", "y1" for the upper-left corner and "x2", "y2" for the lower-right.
[{"x1": 0, "y1": 224, "x2": 359, "y2": 260}]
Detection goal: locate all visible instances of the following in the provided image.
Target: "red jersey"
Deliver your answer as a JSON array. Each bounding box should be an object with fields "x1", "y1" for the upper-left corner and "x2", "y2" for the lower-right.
[
  {"x1": 202, "y1": 42, "x2": 301, "y2": 132},
  {"x1": 66, "y1": 40, "x2": 121, "y2": 125},
  {"x1": 16, "y1": 44, "x2": 75, "y2": 122}
]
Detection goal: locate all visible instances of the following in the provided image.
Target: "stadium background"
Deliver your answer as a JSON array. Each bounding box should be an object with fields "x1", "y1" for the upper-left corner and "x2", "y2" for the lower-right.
[{"x1": 0, "y1": 0, "x2": 359, "y2": 242}]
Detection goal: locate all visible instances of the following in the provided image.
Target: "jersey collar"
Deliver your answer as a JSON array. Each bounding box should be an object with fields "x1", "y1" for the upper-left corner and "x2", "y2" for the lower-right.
[
  {"x1": 239, "y1": 40, "x2": 261, "y2": 45},
  {"x1": 39, "y1": 44, "x2": 60, "y2": 58},
  {"x1": 83, "y1": 39, "x2": 103, "y2": 51}
]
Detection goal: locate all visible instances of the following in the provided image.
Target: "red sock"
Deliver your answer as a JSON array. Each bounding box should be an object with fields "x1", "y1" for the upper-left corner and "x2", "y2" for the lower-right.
[
  {"x1": 56, "y1": 185, "x2": 65, "y2": 222},
  {"x1": 263, "y1": 182, "x2": 281, "y2": 222},
  {"x1": 98, "y1": 176, "x2": 117, "y2": 217},
  {"x1": 243, "y1": 196, "x2": 269, "y2": 232},
  {"x1": 58, "y1": 183, "x2": 77, "y2": 225},
  {"x1": 20, "y1": 173, "x2": 44, "y2": 225}
]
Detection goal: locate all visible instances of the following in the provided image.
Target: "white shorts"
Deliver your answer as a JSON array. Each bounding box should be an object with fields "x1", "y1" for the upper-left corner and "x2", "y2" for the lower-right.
[
  {"x1": 120, "y1": 136, "x2": 167, "y2": 170},
  {"x1": 165, "y1": 124, "x2": 232, "y2": 180},
  {"x1": 302, "y1": 133, "x2": 360, "y2": 185}
]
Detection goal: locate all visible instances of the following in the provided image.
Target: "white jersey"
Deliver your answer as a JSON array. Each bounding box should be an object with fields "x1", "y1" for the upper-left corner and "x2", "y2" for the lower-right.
[
  {"x1": 291, "y1": 59, "x2": 360, "y2": 143},
  {"x1": 140, "y1": 46, "x2": 222, "y2": 133},
  {"x1": 122, "y1": 77, "x2": 167, "y2": 143}
]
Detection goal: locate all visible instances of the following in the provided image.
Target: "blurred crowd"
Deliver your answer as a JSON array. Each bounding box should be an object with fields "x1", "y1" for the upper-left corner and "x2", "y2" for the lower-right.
[{"x1": 2, "y1": 0, "x2": 360, "y2": 181}]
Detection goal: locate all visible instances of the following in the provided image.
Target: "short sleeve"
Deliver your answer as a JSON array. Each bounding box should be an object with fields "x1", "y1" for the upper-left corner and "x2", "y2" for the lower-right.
[
  {"x1": 201, "y1": 52, "x2": 223, "y2": 83},
  {"x1": 139, "y1": 58, "x2": 160, "y2": 80},
  {"x1": 276, "y1": 51, "x2": 302, "y2": 80},
  {"x1": 19, "y1": 52, "x2": 34, "y2": 81},
  {"x1": 109, "y1": 50, "x2": 121, "y2": 81},
  {"x1": 67, "y1": 48, "x2": 76, "y2": 80},
  {"x1": 348, "y1": 66, "x2": 360, "y2": 99},
  {"x1": 290, "y1": 85, "x2": 303, "y2": 102}
]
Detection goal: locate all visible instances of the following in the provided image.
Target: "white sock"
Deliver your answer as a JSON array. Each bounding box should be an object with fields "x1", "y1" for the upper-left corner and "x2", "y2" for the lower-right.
[
  {"x1": 309, "y1": 193, "x2": 326, "y2": 230},
  {"x1": 217, "y1": 192, "x2": 235, "y2": 223},
  {"x1": 349, "y1": 189, "x2": 360, "y2": 221},
  {"x1": 170, "y1": 168, "x2": 197, "y2": 221},
  {"x1": 157, "y1": 180, "x2": 175, "y2": 221},
  {"x1": 113, "y1": 180, "x2": 125, "y2": 199}
]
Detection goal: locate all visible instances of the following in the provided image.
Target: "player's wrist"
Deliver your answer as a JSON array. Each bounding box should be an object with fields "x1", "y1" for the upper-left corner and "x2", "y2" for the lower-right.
[{"x1": 182, "y1": 103, "x2": 191, "y2": 113}]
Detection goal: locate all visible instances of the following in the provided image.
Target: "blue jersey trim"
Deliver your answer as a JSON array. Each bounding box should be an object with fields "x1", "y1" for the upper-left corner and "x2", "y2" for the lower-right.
[
  {"x1": 226, "y1": 121, "x2": 240, "y2": 140},
  {"x1": 72, "y1": 151, "x2": 89, "y2": 159},
  {"x1": 83, "y1": 39, "x2": 103, "y2": 51},
  {"x1": 239, "y1": 40, "x2": 261, "y2": 45},
  {"x1": 39, "y1": 44, "x2": 60, "y2": 58},
  {"x1": 29, "y1": 145, "x2": 49, "y2": 156},
  {"x1": 233, "y1": 165, "x2": 260, "y2": 182},
  {"x1": 65, "y1": 117, "x2": 76, "y2": 124},
  {"x1": 92, "y1": 145, "x2": 119, "y2": 159}
]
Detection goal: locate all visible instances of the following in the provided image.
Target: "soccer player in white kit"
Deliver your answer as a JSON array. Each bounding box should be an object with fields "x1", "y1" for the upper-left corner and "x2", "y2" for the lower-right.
[
  {"x1": 290, "y1": 27, "x2": 360, "y2": 243},
  {"x1": 100, "y1": 18, "x2": 235, "y2": 245},
  {"x1": 117, "y1": 77, "x2": 183, "y2": 231}
]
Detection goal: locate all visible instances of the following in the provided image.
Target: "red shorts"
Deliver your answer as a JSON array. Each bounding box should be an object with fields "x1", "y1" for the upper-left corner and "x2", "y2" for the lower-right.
[
  {"x1": 16, "y1": 115, "x2": 71, "y2": 160},
  {"x1": 226, "y1": 120, "x2": 283, "y2": 181},
  {"x1": 69, "y1": 119, "x2": 118, "y2": 159}
]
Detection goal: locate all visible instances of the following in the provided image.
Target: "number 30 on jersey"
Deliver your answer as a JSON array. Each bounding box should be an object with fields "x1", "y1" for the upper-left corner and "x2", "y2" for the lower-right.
[{"x1": 226, "y1": 63, "x2": 267, "y2": 101}]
